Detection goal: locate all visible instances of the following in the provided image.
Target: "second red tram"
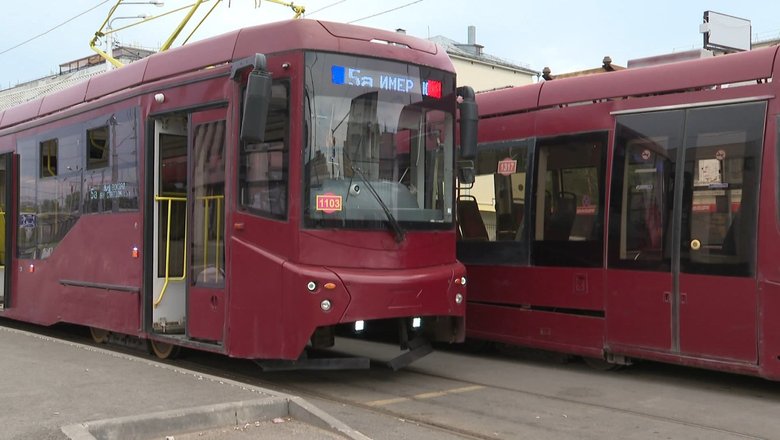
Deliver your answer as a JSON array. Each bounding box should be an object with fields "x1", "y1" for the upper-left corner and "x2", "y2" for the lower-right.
[
  {"x1": 458, "y1": 45, "x2": 780, "y2": 379},
  {"x1": 0, "y1": 19, "x2": 476, "y2": 366}
]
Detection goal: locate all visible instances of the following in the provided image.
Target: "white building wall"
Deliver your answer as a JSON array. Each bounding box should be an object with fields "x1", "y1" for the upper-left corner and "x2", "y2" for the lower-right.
[{"x1": 452, "y1": 58, "x2": 536, "y2": 92}]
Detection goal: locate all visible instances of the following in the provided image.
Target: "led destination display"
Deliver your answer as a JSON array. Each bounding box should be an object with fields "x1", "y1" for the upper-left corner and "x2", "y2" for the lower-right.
[{"x1": 331, "y1": 65, "x2": 442, "y2": 99}]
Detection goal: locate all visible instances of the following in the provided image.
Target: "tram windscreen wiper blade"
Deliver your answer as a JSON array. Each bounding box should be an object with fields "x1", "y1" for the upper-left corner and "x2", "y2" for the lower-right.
[{"x1": 351, "y1": 166, "x2": 406, "y2": 243}]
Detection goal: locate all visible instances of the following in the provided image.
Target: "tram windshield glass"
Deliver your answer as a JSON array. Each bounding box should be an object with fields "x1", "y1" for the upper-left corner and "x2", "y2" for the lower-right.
[{"x1": 303, "y1": 51, "x2": 456, "y2": 232}]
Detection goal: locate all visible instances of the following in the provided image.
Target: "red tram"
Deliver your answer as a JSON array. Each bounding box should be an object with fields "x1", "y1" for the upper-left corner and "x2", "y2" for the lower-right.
[
  {"x1": 458, "y1": 45, "x2": 780, "y2": 379},
  {"x1": 0, "y1": 19, "x2": 476, "y2": 366}
]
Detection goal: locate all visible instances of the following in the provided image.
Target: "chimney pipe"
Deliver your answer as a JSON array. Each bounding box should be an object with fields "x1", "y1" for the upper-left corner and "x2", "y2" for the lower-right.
[{"x1": 467, "y1": 25, "x2": 476, "y2": 45}]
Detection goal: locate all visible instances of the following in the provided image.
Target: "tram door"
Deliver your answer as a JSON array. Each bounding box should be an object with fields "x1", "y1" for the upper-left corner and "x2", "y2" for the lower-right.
[
  {"x1": 186, "y1": 108, "x2": 227, "y2": 342},
  {"x1": 151, "y1": 116, "x2": 188, "y2": 334},
  {"x1": 0, "y1": 153, "x2": 15, "y2": 310},
  {"x1": 609, "y1": 103, "x2": 763, "y2": 363},
  {"x1": 150, "y1": 109, "x2": 227, "y2": 342}
]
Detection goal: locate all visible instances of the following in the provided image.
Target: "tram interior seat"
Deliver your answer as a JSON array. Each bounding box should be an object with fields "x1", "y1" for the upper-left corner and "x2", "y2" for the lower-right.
[
  {"x1": 544, "y1": 192, "x2": 576, "y2": 241},
  {"x1": 457, "y1": 195, "x2": 489, "y2": 241},
  {"x1": 496, "y1": 202, "x2": 524, "y2": 241}
]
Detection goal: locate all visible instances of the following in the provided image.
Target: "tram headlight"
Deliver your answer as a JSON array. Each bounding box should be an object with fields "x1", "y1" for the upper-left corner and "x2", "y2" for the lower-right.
[
  {"x1": 354, "y1": 320, "x2": 365, "y2": 332},
  {"x1": 307, "y1": 281, "x2": 317, "y2": 292},
  {"x1": 455, "y1": 293, "x2": 464, "y2": 304},
  {"x1": 320, "y1": 299, "x2": 332, "y2": 312},
  {"x1": 412, "y1": 317, "x2": 422, "y2": 329},
  {"x1": 460, "y1": 276, "x2": 467, "y2": 286}
]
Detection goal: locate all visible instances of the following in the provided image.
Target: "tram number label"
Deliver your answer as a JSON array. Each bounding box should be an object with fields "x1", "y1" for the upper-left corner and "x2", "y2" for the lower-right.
[
  {"x1": 316, "y1": 193, "x2": 342, "y2": 214},
  {"x1": 497, "y1": 158, "x2": 517, "y2": 176}
]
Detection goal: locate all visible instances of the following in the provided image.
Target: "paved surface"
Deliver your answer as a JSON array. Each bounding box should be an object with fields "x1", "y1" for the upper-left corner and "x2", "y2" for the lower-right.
[{"x1": 0, "y1": 324, "x2": 364, "y2": 440}]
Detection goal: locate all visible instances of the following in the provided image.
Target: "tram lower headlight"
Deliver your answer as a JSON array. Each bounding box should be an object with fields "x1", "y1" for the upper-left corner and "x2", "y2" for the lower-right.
[
  {"x1": 412, "y1": 317, "x2": 421, "y2": 329},
  {"x1": 307, "y1": 281, "x2": 317, "y2": 292},
  {"x1": 320, "y1": 299, "x2": 332, "y2": 312},
  {"x1": 455, "y1": 293, "x2": 464, "y2": 304},
  {"x1": 354, "y1": 320, "x2": 365, "y2": 332}
]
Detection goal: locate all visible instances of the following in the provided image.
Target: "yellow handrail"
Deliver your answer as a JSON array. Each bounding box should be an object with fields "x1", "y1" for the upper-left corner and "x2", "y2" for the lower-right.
[
  {"x1": 0, "y1": 210, "x2": 4, "y2": 270},
  {"x1": 153, "y1": 195, "x2": 187, "y2": 308},
  {"x1": 197, "y1": 195, "x2": 224, "y2": 282}
]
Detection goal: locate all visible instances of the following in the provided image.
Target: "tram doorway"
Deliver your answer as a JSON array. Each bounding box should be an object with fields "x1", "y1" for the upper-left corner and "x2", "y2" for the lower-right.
[{"x1": 149, "y1": 108, "x2": 227, "y2": 343}]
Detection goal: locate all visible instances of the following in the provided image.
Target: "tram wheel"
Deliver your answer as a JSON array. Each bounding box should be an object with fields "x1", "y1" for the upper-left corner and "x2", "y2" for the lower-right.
[
  {"x1": 582, "y1": 356, "x2": 624, "y2": 371},
  {"x1": 148, "y1": 339, "x2": 182, "y2": 360},
  {"x1": 89, "y1": 327, "x2": 110, "y2": 344}
]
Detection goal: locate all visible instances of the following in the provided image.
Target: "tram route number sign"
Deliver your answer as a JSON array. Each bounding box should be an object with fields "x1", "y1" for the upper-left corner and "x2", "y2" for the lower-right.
[
  {"x1": 316, "y1": 193, "x2": 343, "y2": 214},
  {"x1": 497, "y1": 158, "x2": 517, "y2": 176}
]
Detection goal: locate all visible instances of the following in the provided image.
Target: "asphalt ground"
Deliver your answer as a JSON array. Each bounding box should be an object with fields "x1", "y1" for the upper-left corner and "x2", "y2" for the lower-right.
[{"x1": 0, "y1": 324, "x2": 365, "y2": 440}]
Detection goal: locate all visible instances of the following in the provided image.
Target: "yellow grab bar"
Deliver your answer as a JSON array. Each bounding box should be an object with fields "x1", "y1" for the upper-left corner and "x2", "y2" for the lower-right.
[
  {"x1": 153, "y1": 195, "x2": 187, "y2": 308},
  {"x1": 197, "y1": 195, "x2": 224, "y2": 282}
]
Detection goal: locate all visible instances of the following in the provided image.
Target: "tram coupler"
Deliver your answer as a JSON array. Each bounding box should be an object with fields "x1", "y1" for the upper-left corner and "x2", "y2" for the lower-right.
[
  {"x1": 387, "y1": 318, "x2": 434, "y2": 370},
  {"x1": 387, "y1": 336, "x2": 433, "y2": 371}
]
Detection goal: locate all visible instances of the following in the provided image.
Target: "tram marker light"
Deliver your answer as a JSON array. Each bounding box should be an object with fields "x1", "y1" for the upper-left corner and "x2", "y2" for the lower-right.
[
  {"x1": 28, "y1": 264, "x2": 34, "y2": 273},
  {"x1": 324, "y1": 282, "x2": 336, "y2": 290},
  {"x1": 154, "y1": 93, "x2": 165, "y2": 104},
  {"x1": 355, "y1": 320, "x2": 365, "y2": 332},
  {"x1": 320, "y1": 299, "x2": 332, "y2": 312},
  {"x1": 132, "y1": 246, "x2": 139, "y2": 258}
]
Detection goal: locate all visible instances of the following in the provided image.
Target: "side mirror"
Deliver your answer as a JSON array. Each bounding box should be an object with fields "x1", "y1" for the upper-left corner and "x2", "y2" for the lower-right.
[
  {"x1": 457, "y1": 86, "x2": 478, "y2": 160},
  {"x1": 240, "y1": 57, "x2": 273, "y2": 144}
]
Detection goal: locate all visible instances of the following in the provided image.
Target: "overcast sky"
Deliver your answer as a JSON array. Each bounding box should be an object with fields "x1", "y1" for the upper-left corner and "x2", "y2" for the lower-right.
[{"x1": 2, "y1": 0, "x2": 780, "y2": 89}]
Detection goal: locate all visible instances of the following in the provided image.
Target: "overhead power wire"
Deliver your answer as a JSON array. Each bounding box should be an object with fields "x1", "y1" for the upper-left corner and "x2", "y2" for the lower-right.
[
  {"x1": 347, "y1": 0, "x2": 423, "y2": 24},
  {"x1": 0, "y1": 0, "x2": 112, "y2": 57},
  {"x1": 306, "y1": 0, "x2": 347, "y2": 17}
]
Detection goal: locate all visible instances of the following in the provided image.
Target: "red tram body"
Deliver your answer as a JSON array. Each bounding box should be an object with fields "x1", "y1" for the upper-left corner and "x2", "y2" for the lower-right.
[
  {"x1": 459, "y1": 45, "x2": 780, "y2": 379},
  {"x1": 0, "y1": 19, "x2": 469, "y2": 362}
]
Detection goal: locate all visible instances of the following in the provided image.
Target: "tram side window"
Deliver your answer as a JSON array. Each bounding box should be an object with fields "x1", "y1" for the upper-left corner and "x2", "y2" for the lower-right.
[
  {"x1": 239, "y1": 81, "x2": 289, "y2": 220},
  {"x1": 531, "y1": 132, "x2": 607, "y2": 267},
  {"x1": 456, "y1": 140, "x2": 531, "y2": 265},
  {"x1": 86, "y1": 126, "x2": 109, "y2": 170},
  {"x1": 609, "y1": 110, "x2": 682, "y2": 271},
  {"x1": 83, "y1": 109, "x2": 141, "y2": 214},
  {"x1": 40, "y1": 139, "x2": 58, "y2": 178},
  {"x1": 680, "y1": 102, "x2": 764, "y2": 277}
]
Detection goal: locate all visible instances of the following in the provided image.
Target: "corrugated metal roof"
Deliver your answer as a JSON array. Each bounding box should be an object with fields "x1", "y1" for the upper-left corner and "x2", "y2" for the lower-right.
[{"x1": 0, "y1": 65, "x2": 104, "y2": 111}]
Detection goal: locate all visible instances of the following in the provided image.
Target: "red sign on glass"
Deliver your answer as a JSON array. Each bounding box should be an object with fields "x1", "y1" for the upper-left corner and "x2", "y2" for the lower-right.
[
  {"x1": 316, "y1": 193, "x2": 342, "y2": 214},
  {"x1": 497, "y1": 158, "x2": 517, "y2": 176}
]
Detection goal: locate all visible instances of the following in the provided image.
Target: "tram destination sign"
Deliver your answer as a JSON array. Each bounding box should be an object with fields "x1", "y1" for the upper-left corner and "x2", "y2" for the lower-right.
[{"x1": 331, "y1": 65, "x2": 442, "y2": 99}]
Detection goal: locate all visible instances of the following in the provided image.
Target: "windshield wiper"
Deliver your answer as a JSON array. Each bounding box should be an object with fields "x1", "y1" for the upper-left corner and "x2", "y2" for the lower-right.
[{"x1": 351, "y1": 166, "x2": 406, "y2": 243}]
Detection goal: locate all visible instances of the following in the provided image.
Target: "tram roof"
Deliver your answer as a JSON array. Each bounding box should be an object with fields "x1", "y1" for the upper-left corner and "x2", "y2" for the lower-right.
[
  {"x1": 0, "y1": 19, "x2": 451, "y2": 131},
  {"x1": 477, "y1": 45, "x2": 780, "y2": 118}
]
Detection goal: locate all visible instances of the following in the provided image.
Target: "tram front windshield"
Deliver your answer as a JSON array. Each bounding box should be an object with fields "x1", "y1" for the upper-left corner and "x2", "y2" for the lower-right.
[{"x1": 303, "y1": 51, "x2": 456, "y2": 232}]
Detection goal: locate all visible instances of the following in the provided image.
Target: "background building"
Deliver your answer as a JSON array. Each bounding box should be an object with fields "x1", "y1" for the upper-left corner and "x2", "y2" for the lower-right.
[{"x1": 428, "y1": 26, "x2": 538, "y2": 92}]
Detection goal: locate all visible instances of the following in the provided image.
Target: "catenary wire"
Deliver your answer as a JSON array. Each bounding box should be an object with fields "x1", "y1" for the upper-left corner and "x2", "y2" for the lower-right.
[{"x1": 0, "y1": 0, "x2": 112, "y2": 56}]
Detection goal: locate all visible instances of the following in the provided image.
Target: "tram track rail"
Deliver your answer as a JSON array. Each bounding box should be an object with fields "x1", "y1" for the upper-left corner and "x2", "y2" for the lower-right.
[{"x1": 0, "y1": 319, "x2": 769, "y2": 440}]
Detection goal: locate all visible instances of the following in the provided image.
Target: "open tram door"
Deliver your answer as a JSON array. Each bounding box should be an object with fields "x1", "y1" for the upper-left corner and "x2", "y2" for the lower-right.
[
  {"x1": 148, "y1": 107, "x2": 227, "y2": 356},
  {"x1": 0, "y1": 153, "x2": 16, "y2": 310},
  {"x1": 608, "y1": 102, "x2": 764, "y2": 364}
]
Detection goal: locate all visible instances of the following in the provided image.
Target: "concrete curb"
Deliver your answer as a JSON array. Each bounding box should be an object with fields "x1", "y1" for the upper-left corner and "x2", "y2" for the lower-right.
[
  {"x1": 61, "y1": 396, "x2": 370, "y2": 440},
  {"x1": 0, "y1": 327, "x2": 366, "y2": 440}
]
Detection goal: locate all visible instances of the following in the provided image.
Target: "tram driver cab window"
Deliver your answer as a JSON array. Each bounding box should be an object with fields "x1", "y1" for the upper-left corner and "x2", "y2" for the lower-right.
[{"x1": 239, "y1": 81, "x2": 290, "y2": 220}]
